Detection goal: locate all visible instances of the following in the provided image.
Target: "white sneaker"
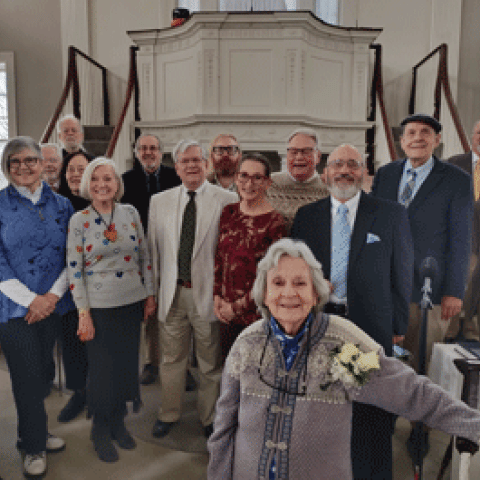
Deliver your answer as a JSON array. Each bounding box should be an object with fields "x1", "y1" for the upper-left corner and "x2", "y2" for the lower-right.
[
  {"x1": 23, "y1": 451, "x2": 46, "y2": 477},
  {"x1": 46, "y1": 433, "x2": 65, "y2": 452}
]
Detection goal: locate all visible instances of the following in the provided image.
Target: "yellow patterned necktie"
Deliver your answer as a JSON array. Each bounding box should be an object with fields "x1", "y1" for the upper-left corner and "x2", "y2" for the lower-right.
[{"x1": 474, "y1": 161, "x2": 480, "y2": 200}]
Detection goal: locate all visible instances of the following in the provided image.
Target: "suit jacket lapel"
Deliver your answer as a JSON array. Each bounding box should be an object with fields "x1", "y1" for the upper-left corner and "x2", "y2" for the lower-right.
[
  {"x1": 349, "y1": 192, "x2": 377, "y2": 267},
  {"x1": 387, "y1": 160, "x2": 406, "y2": 201},
  {"x1": 315, "y1": 198, "x2": 332, "y2": 278},
  {"x1": 407, "y1": 156, "x2": 445, "y2": 212},
  {"x1": 170, "y1": 188, "x2": 182, "y2": 251},
  {"x1": 192, "y1": 183, "x2": 217, "y2": 260}
]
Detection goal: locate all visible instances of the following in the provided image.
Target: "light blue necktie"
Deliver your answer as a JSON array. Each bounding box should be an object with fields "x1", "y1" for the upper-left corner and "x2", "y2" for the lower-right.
[
  {"x1": 331, "y1": 204, "x2": 351, "y2": 300},
  {"x1": 400, "y1": 169, "x2": 417, "y2": 207}
]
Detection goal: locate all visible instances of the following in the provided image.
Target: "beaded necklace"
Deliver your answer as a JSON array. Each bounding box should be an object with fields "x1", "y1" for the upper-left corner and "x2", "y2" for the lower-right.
[{"x1": 91, "y1": 204, "x2": 117, "y2": 242}]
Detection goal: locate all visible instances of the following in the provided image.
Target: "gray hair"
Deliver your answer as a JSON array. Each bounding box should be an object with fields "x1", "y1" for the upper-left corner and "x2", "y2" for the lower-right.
[
  {"x1": 57, "y1": 114, "x2": 84, "y2": 135},
  {"x1": 79, "y1": 157, "x2": 124, "y2": 201},
  {"x1": 1, "y1": 136, "x2": 42, "y2": 185},
  {"x1": 135, "y1": 133, "x2": 163, "y2": 153},
  {"x1": 40, "y1": 143, "x2": 62, "y2": 159},
  {"x1": 172, "y1": 139, "x2": 207, "y2": 163},
  {"x1": 288, "y1": 128, "x2": 322, "y2": 150},
  {"x1": 252, "y1": 238, "x2": 330, "y2": 319},
  {"x1": 326, "y1": 143, "x2": 366, "y2": 166}
]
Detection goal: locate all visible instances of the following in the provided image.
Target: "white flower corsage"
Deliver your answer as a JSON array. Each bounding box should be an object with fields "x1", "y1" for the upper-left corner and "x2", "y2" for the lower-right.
[{"x1": 320, "y1": 343, "x2": 380, "y2": 390}]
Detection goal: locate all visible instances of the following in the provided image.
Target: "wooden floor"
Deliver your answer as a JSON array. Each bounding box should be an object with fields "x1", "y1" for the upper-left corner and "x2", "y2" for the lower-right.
[{"x1": 0, "y1": 355, "x2": 478, "y2": 479}]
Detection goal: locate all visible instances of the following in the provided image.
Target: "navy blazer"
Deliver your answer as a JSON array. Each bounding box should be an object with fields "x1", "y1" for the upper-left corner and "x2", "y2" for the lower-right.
[
  {"x1": 291, "y1": 192, "x2": 413, "y2": 355},
  {"x1": 371, "y1": 156, "x2": 473, "y2": 304},
  {"x1": 121, "y1": 159, "x2": 181, "y2": 231}
]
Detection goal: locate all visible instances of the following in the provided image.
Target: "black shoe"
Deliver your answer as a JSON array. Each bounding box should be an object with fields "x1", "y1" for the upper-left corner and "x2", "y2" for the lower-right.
[
  {"x1": 57, "y1": 390, "x2": 86, "y2": 423},
  {"x1": 204, "y1": 424, "x2": 214, "y2": 438},
  {"x1": 91, "y1": 422, "x2": 118, "y2": 463},
  {"x1": 186, "y1": 371, "x2": 196, "y2": 392},
  {"x1": 152, "y1": 420, "x2": 176, "y2": 438},
  {"x1": 406, "y1": 426, "x2": 430, "y2": 462},
  {"x1": 140, "y1": 364, "x2": 158, "y2": 385},
  {"x1": 111, "y1": 420, "x2": 136, "y2": 450}
]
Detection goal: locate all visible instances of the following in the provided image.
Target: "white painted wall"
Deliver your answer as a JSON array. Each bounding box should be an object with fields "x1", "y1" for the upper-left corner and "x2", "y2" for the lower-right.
[
  {"x1": 89, "y1": 0, "x2": 176, "y2": 80},
  {"x1": 342, "y1": 0, "x2": 463, "y2": 127},
  {"x1": 0, "y1": 0, "x2": 63, "y2": 140}
]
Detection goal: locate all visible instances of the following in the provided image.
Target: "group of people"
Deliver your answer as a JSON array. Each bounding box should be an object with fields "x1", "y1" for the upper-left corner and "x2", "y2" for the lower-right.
[{"x1": 1, "y1": 112, "x2": 480, "y2": 479}]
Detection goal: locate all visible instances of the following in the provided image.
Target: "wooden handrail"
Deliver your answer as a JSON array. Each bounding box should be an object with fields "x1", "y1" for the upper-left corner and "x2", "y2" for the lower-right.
[
  {"x1": 409, "y1": 43, "x2": 469, "y2": 153},
  {"x1": 41, "y1": 47, "x2": 77, "y2": 143},
  {"x1": 368, "y1": 44, "x2": 396, "y2": 163},
  {"x1": 106, "y1": 46, "x2": 139, "y2": 158},
  {"x1": 41, "y1": 46, "x2": 110, "y2": 144},
  {"x1": 437, "y1": 44, "x2": 470, "y2": 152}
]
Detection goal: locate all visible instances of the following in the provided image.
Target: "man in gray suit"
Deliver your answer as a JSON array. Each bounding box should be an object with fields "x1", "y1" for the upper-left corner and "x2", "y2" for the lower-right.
[
  {"x1": 445, "y1": 119, "x2": 480, "y2": 341},
  {"x1": 148, "y1": 140, "x2": 237, "y2": 439}
]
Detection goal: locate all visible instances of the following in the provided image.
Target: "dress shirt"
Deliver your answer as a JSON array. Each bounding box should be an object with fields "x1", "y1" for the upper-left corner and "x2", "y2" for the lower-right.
[
  {"x1": 143, "y1": 166, "x2": 161, "y2": 194},
  {"x1": 473, "y1": 151, "x2": 479, "y2": 173},
  {"x1": 397, "y1": 157, "x2": 434, "y2": 203},
  {"x1": 329, "y1": 191, "x2": 361, "y2": 304},
  {"x1": 0, "y1": 182, "x2": 68, "y2": 306},
  {"x1": 177, "y1": 180, "x2": 209, "y2": 240}
]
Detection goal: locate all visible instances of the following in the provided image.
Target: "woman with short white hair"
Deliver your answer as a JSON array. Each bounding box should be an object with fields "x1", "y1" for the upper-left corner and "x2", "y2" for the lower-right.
[
  {"x1": 208, "y1": 238, "x2": 480, "y2": 479},
  {"x1": 0, "y1": 136, "x2": 72, "y2": 477},
  {"x1": 67, "y1": 157, "x2": 156, "y2": 463}
]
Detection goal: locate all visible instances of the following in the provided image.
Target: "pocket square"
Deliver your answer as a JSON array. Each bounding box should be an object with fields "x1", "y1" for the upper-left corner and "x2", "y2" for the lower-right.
[{"x1": 366, "y1": 233, "x2": 381, "y2": 244}]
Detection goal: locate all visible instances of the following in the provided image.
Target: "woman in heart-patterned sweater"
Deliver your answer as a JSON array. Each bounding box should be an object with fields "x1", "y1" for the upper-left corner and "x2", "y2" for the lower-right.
[{"x1": 67, "y1": 157, "x2": 155, "y2": 463}]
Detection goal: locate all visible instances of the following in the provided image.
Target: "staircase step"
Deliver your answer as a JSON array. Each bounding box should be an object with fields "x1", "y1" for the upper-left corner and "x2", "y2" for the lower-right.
[
  {"x1": 83, "y1": 140, "x2": 109, "y2": 157},
  {"x1": 84, "y1": 125, "x2": 115, "y2": 141}
]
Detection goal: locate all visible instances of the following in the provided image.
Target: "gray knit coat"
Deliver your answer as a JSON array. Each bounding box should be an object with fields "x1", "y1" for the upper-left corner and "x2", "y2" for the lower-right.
[{"x1": 207, "y1": 313, "x2": 480, "y2": 479}]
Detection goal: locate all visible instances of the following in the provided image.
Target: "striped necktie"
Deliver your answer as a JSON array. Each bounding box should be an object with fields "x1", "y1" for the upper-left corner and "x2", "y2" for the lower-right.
[
  {"x1": 400, "y1": 169, "x2": 417, "y2": 207},
  {"x1": 331, "y1": 204, "x2": 351, "y2": 300}
]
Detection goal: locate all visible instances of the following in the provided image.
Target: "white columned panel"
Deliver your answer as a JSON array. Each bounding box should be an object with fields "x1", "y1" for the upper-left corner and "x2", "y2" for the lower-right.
[
  {"x1": 199, "y1": 0, "x2": 219, "y2": 9},
  {"x1": 129, "y1": 11, "x2": 380, "y2": 154},
  {"x1": 60, "y1": 0, "x2": 90, "y2": 75},
  {"x1": 295, "y1": 0, "x2": 315, "y2": 11}
]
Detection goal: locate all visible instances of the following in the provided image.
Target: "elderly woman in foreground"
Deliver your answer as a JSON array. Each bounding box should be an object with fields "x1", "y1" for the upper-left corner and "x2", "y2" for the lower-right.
[{"x1": 207, "y1": 238, "x2": 480, "y2": 480}]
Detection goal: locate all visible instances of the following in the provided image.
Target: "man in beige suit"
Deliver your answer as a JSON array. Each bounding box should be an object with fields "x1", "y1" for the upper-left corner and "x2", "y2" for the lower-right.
[{"x1": 148, "y1": 139, "x2": 237, "y2": 438}]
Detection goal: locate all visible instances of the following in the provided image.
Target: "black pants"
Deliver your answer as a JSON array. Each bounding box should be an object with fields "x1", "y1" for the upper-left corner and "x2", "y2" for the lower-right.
[
  {"x1": 351, "y1": 402, "x2": 394, "y2": 480},
  {"x1": 61, "y1": 310, "x2": 88, "y2": 391},
  {"x1": 0, "y1": 314, "x2": 58, "y2": 454},
  {"x1": 324, "y1": 305, "x2": 394, "y2": 479}
]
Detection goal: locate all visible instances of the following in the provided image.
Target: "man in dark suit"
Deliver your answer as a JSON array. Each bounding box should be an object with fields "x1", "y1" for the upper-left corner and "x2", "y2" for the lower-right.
[
  {"x1": 122, "y1": 134, "x2": 181, "y2": 230},
  {"x1": 292, "y1": 144, "x2": 414, "y2": 480},
  {"x1": 444, "y1": 119, "x2": 480, "y2": 341},
  {"x1": 371, "y1": 113, "x2": 473, "y2": 371},
  {"x1": 122, "y1": 133, "x2": 181, "y2": 384}
]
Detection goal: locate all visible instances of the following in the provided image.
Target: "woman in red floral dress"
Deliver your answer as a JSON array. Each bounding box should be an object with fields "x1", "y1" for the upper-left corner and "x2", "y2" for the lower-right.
[{"x1": 214, "y1": 153, "x2": 287, "y2": 359}]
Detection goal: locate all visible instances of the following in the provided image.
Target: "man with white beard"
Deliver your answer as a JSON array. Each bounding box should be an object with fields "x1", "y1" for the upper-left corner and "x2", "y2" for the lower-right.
[{"x1": 292, "y1": 144, "x2": 414, "y2": 480}]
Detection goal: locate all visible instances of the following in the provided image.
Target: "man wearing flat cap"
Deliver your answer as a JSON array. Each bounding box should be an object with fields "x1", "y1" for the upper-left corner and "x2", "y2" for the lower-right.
[{"x1": 372, "y1": 114, "x2": 473, "y2": 372}]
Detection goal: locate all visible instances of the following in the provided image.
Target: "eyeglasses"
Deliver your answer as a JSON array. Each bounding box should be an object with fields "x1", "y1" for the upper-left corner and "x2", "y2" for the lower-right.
[
  {"x1": 236, "y1": 172, "x2": 267, "y2": 184},
  {"x1": 257, "y1": 324, "x2": 310, "y2": 397},
  {"x1": 8, "y1": 157, "x2": 40, "y2": 170},
  {"x1": 138, "y1": 146, "x2": 160, "y2": 153},
  {"x1": 327, "y1": 159, "x2": 364, "y2": 170},
  {"x1": 177, "y1": 157, "x2": 204, "y2": 166},
  {"x1": 286, "y1": 147, "x2": 316, "y2": 157},
  {"x1": 212, "y1": 146, "x2": 240, "y2": 155}
]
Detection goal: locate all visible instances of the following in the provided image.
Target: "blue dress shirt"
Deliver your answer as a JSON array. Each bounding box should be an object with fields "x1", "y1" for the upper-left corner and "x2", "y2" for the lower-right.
[{"x1": 397, "y1": 157, "x2": 434, "y2": 203}]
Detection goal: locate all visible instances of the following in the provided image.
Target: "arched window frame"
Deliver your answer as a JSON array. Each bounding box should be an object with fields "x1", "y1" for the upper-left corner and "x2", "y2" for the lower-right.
[{"x1": 0, "y1": 52, "x2": 17, "y2": 189}]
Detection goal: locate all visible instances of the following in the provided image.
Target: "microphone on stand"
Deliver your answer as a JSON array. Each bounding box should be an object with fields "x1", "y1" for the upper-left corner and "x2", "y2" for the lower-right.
[{"x1": 419, "y1": 256, "x2": 439, "y2": 310}]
